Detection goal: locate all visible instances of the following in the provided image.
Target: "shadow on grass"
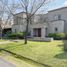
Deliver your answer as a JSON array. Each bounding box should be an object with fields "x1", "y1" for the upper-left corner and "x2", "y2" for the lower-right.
[
  {"x1": 58, "y1": 44, "x2": 63, "y2": 47},
  {"x1": 55, "y1": 40, "x2": 67, "y2": 59},
  {"x1": 0, "y1": 49, "x2": 51, "y2": 67},
  {"x1": 3, "y1": 43, "x2": 25, "y2": 50},
  {"x1": 55, "y1": 51, "x2": 67, "y2": 59}
]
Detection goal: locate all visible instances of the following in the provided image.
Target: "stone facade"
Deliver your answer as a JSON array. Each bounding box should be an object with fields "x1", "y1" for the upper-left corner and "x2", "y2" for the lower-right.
[{"x1": 12, "y1": 7, "x2": 67, "y2": 39}]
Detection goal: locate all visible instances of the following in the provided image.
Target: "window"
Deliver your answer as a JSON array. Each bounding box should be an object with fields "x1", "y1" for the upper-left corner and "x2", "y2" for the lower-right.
[
  {"x1": 54, "y1": 14, "x2": 61, "y2": 20},
  {"x1": 58, "y1": 15, "x2": 61, "y2": 20},
  {"x1": 28, "y1": 31, "x2": 31, "y2": 36},
  {"x1": 34, "y1": 16, "x2": 40, "y2": 23},
  {"x1": 15, "y1": 17, "x2": 18, "y2": 25},
  {"x1": 33, "y1": 29, "x2": 38, "y2": 37},
  {"x1": 54, "y1": 15, "x2": 58, "y2": 20},
  {"x1": 55, "y1": 27, "x2": 58, "y2": 32},
  {"x1": 15, "y1": 29, "x2": 17, "y2": 33}
]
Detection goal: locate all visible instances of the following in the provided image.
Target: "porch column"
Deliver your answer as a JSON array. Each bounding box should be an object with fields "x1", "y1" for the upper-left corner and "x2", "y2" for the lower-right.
[
  {"x1": 41, "y1": 27, "x2": 46, "y2": 38},
  {"x1": 31, "y1": 28, "x2": 33, "y2": 37}
]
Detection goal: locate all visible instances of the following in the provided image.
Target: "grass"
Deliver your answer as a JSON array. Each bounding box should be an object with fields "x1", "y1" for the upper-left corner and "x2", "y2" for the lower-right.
[
  {"x1": 0, "y1": 39, "x2": 7, "y2": 42},
  {"x1": 0, "y1": 40, "x2": 67, "y2": 67}
]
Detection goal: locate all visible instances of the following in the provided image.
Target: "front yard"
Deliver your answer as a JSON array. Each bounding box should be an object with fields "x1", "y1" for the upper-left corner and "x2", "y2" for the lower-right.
[{"x1": 0, "y1": 40, "x2": 67, "y2": 67}]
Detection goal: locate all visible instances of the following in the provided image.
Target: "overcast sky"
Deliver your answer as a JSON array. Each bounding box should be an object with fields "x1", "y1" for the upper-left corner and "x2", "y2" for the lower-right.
[
  {"x1": 48, "y1": 0, "x2": 67, "y2": 10},
  {"x1": 6, "y1": 0, "x2": 67, "y2": 14}
]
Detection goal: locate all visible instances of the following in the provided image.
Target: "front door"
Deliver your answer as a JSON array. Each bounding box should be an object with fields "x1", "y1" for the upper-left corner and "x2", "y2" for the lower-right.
[
  {"x1": 33, "y1": 28, "x2": 41, "y2": 37},
  {"x1": 38, "y1": 28, "x2": 41, "y2": 37}
]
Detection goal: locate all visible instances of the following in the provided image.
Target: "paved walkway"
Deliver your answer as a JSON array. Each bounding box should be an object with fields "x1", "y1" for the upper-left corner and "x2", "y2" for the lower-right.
[
  {"x1": 0, "y1": 57, "x2": 16, "y2": 67},
  {"x1": 0, "y1": 41, "x2": 16, "y2": 67}
]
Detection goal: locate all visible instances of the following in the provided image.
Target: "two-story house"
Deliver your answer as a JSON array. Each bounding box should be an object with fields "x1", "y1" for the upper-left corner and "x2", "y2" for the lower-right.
[{"x1": 12, "y1": 7, "x2": 67, "y2": 40}]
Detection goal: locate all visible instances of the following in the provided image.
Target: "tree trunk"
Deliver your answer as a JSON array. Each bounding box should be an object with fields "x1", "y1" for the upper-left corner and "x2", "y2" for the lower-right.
[
  {"x1": 0, "y1": 29, "x2": 2, "y2": 39},
  {"x1": 0, "y1": 25, "x2": 2, "y2": 39},
  {"x1": 24, "y1": 19, "x2": 29, "y2": 44}
]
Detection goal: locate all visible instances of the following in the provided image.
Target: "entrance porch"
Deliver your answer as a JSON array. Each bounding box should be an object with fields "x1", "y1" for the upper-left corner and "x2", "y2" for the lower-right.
[{"x1": 29, "y1": 23, "x2": 53, "y2": 42}]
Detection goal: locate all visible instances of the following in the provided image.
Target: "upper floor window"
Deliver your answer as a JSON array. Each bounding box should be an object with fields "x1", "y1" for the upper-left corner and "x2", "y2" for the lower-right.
[
  {"x1": 58, "y1": 15, "x2": 61, "y2": 20},
  {"x1": 54, "y1": 14, "x2": 61, "y2": 20},
  {"x1": 34, "y1": 15, "x2": 40, "y2": 23}
]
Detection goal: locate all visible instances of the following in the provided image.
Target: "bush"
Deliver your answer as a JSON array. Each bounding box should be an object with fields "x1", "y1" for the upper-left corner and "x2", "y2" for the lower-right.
[
  {"x1": 48, "y1": 33, "x2": 65, "y2": 40},
  {"x1": 48, "y1": 33, "x2": 56, "y2": 38},
  {"x1": 7, "y1": 32, "x2": 25, "y2": 39},
  {"x1": 65, "y1": 33, "x2": 67, "y2": 39}
]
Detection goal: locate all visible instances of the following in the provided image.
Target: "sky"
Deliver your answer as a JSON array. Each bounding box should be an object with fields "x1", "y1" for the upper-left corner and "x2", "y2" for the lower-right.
[
  {"x1": 36, "y1": 0, "x2": 67, "y2": 14},
  {"x1": 48, "y1": 0, "x2": 67, "y2": 11},
  {"x1": 11, "y1": 0, "x2": 67, "y2": 11},
  {"x1": 8, "y1": 0, "x2": 67, "y2": 11},
  {"x1": 2, "y1": 0, "x2": 67, "y2": 14}
]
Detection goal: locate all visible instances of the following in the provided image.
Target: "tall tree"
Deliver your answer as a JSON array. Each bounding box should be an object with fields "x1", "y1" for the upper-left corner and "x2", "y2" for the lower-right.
[
  {"x1": 19, "y1": 0, "x2": 51, "y2": 44},
  {"x1": 0, "y1": 0, "x2": 8, "y2": 39},
  {"x1": 0, "y1": 0, "x2": 19, "y2": 39},
  {"x1": 0, "y1": 0, "x2": 51, "y2": 44}
]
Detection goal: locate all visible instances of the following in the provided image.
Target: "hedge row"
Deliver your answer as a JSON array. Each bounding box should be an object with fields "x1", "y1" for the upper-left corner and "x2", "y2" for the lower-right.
[
  {"x1": 48, "y1": 33, "x2": 67, "y2": 40},
  {"x1": 7, "y1": 32, "x2": 25, "y2": 39}
]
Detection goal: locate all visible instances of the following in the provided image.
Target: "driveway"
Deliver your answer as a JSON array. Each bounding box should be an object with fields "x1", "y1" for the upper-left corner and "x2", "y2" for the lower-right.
[{"x1": 0, "y1": 57, "x2": 16, "y2": 67}]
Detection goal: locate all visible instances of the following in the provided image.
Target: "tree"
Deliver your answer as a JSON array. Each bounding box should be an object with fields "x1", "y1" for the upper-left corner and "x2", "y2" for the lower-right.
[
  {"x1": 19, "y1": 0, "x2": 51, "y2": 44},
  {"x1": 0, "y1": 0, "x2": 19, "y2": 39},
  {"x1": 0, "y1": 0, "x2": 8, "y2": 39},
  {"x1": 0, "y1": 0, "x2": 51, "y2": 44}
]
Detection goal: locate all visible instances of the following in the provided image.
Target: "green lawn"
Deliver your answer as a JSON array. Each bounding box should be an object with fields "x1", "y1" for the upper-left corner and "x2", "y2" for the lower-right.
[
  {"x1": 0, "y1": 40, "x2": 67, "y2": 67},
  {"x1": 0, "y1": 39, "x2": 7, "y2": 42}
]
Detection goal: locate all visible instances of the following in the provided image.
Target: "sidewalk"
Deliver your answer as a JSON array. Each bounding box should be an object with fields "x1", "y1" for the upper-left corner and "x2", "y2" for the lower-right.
[{"x1": 0, "y1": 57, "x2": 16, "y2": 67}]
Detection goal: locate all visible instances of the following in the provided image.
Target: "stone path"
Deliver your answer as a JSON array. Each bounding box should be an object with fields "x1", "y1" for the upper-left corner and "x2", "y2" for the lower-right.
[
  {"x1": 0, "y1": 57, "x2": 16, "y2": 67},
  {"x1": 0, "y1": 41, "x2": 16, "y2": 67}
]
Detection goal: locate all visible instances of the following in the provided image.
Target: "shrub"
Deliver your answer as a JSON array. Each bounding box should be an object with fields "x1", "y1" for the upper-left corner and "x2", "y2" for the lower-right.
[
  {"x1": 7, "y1": 32, "x2": 25, "y2": 39},
  {"x1": 48, "y1": 33, "x2": 56, "y2": 38},
  {"x1": 56, "y1": 33, "x2": 65, "y2": 40},
  {"x1": 3, "y1": 31, "x2": 12, "y2": 39},
  {"x1": 48, "y1": 33, "x2": 65, "y2": 40},
  {"x1": 65, "y1": 33, "x2": 67, "y2": 39}
]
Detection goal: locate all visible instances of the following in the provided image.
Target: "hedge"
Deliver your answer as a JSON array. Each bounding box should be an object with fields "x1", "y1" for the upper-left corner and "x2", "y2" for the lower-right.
[
  {"x1": 7, "y1": 32, "x2": 25, "y2": 39},
  {"x1": 48, "y1": 33, "x2": 66, "y2": 40}
]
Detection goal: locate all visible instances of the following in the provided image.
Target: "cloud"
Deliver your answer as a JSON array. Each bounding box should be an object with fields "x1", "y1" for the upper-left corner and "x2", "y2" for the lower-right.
[{"x1": 64, "y1": 1, "x2": 67, "y2": 6}]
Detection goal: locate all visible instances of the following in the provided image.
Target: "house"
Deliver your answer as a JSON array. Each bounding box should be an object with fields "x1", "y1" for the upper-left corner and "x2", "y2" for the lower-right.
[
  {"x1": 12, "y1": 7, "x2": 67, "y2": 41},
  {"x1": 0, "y1": 18, "x2": 13, "y2": 35}
]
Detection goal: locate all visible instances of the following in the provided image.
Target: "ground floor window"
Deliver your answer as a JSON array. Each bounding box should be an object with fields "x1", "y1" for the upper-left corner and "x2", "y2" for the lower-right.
[
  {"x1": 15, "y1": 29, "x2": 17, "y2": 33},
  {"x1": 55, "y1": 27, "x2": 58, "y2": 33},
  {"x1": 33, "y1": 28, "x2": 41, "y2": 37}
]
